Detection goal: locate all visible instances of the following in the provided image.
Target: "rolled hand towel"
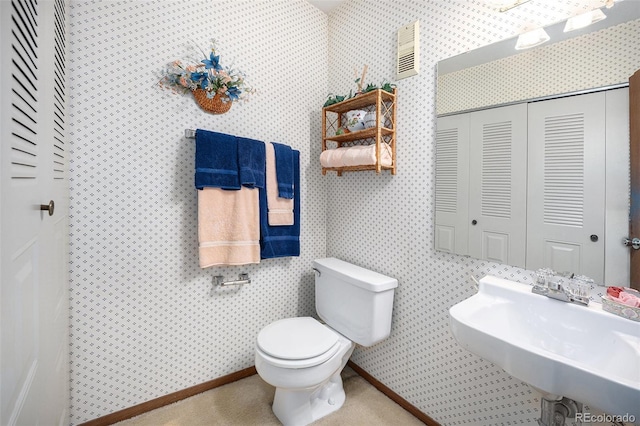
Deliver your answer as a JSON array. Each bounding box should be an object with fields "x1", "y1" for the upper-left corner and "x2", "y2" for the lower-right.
[
  {"x1": 319, "y1": 147, "x2": 349, "y2": 168},
  {"x1": 320, "y1": 144, "x2": 392, "y2": 168},
  {"x1": 341, "y1": 143, "x2": 393, "y2": 167}
]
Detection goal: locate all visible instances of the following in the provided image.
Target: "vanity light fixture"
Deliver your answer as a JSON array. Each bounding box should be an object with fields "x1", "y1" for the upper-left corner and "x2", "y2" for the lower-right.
[
  {"x1": 563, "y1": 8, "x2": 607, "y2": 32},
  {"x1": 515, "y1": 27, "x2": 550, "y2": 50}
]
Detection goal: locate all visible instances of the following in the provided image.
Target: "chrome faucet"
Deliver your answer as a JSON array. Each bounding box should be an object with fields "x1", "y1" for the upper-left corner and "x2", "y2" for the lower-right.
[{"x1": 531, "y1": 270, "x2": 590, "y2": 306}]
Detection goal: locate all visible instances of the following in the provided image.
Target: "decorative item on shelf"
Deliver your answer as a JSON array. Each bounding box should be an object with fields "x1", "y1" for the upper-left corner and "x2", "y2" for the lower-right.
[
  {"x1": 323, "y1": 80, "x2": 396, "y2": 107},
  {"x1": 353, "y1": 65, "x2": 368, "y2": 95},
  {"x1": 368, "y1": 81, "x2": 396, "y2": 94},
  {"x1": 159, "y1": 39, "x2": 255, "y2": 114},
  {"x1": 324, "y1": 94, "x2": 347, "y2": 107},
  {"x1": 345, "y1": 110, "x2": 366, "y2": 132},
  {"x1": 363, "y1": 110, "x2": 376, "y2": 128}
]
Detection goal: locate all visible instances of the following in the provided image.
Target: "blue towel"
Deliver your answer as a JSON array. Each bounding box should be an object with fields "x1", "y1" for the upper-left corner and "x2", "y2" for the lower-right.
[
  {"x1": 260, "y1": 150, "x2": 300, "y2": 258},
  {"x1": 195, "y1": 130, "x2": 241, "y2": 190},
  {"x1": 272, "y1": 142, "x2": 294, "y2": 199},
  {"x1": 237, "y1": 137, "x2": 266, "y2": 189}
]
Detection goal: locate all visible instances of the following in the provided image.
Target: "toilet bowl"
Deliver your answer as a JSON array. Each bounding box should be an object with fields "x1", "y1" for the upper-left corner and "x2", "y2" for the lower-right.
[
  {"x1": 255, "y1": 317, "x2": 355, "y2": 425},
  {"x1": 254, "y1": 258, "x2": 398, "y2": 426}
]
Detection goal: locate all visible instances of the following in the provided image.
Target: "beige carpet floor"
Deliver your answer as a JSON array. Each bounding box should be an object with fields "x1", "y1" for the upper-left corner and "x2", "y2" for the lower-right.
[{"x1": 115, "y1": 367, "x2": 424, "y2": 425}]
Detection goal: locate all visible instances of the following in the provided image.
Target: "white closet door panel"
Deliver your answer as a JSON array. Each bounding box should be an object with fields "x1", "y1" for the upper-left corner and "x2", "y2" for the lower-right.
[
  {"x1": 435, "y1": 225, "x2": 456, "y2": 253},
  {"x1": 435, "y1": 114, "x2": 469, "y2": 255},
  {"x1": 1, "y1": 1, "x2": 70, "y2": 424},
  {"x1": 605, "y1": 88, "x2": 630, "y2": 285},
  {"x1": 482, "y1": 231, "x2": 510, "y2": 264},
  {"x1": 527, "y1": 92, "x2": 605, "y2": 282},
  {"x1": 468, "y1": 103, "x2": 527, "y2": 267},
  {"x1": 543, "y1": 240, "x2": 581, "y2": 273}
]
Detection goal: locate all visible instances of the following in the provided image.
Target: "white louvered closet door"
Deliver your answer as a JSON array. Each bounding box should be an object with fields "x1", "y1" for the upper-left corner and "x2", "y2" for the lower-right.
[
  {"x1": 468, "y1": 103, "x2": 528, "y2": 268},
  {"x1": 0, "y1": 1, "x2": 70, "y2": 425},
  {"x1": 526, "y1": 92, "x2": 606, "y2": 282},
  {"x1": 435, "y1": 114, "x2": 470, "y2": 255}
]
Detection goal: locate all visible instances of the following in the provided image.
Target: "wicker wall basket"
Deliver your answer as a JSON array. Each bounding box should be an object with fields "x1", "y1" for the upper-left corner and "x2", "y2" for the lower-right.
[{"x1": 192, "y1": 89, "x2": 232, "y2": 114}]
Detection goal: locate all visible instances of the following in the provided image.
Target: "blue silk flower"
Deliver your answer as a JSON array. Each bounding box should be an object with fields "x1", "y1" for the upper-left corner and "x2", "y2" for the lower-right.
[{"x1": 202, "y1": 53, "x2": 222, "y2": 71}]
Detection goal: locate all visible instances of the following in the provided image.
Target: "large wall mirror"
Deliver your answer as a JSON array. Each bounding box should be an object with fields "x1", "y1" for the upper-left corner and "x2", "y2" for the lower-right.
[{"x1": 435, "y1": 2, "x2": 640, "y2": 285}]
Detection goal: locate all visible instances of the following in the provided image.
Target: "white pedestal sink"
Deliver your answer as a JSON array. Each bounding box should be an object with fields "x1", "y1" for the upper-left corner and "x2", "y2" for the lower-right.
[{"x1": 449, "y1": 276, "x2": 640, "y2": 420}]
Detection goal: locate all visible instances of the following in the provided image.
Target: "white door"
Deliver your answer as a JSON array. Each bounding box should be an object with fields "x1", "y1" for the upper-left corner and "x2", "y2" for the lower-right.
[
  {"x1": 468, "y1": 103, "x2": 528, "y2": 268},
  {"x1": 526, "y1": 92, "x2": 607, "y2": 282},
  {"x1": 435, "y1": 114, "x2": 470, "y2": 255},
  {"x1": 1, "y1": 1, "x2": 70, "y2": 425},
  {"x1": 604, "y1": 88, "x2": 630, "y2": 285}
]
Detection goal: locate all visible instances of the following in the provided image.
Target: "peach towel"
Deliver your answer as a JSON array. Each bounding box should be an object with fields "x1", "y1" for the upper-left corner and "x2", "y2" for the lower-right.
[
  {"x1": 320, "y1": 143, "x2": 392, "y2": 168},
  {"x1": 198, "y1": 187, "x2": 260, "y2": 267},
  {"x1": 265, "y1": 142, "x2": 294, "y2": 226}
]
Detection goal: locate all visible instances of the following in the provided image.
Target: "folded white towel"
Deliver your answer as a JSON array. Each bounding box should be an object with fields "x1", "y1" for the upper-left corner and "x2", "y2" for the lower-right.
[{"x1": 320, "y1": 144, "x2": 392, "y2": 168}]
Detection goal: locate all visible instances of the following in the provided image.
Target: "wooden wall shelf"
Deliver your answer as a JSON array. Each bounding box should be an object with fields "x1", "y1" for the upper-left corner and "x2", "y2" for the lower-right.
[{"x1": 321, "y1": 88, "x2": 397, "y2": 176}]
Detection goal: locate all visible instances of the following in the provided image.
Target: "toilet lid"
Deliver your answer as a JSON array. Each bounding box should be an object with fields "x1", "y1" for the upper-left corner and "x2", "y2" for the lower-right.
[{"x1": 257, "y1": 317, "x2": 339, "y2": 360}]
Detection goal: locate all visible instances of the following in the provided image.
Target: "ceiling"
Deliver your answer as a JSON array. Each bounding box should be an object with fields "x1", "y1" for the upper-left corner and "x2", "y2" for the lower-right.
[{"x1": 306, "y1": 0, "x2": 346, "y2": 13}]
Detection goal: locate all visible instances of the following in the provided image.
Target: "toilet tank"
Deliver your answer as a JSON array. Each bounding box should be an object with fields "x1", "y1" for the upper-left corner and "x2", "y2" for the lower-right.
[{"x1": 312, "y1": 258, "x2": 398, "y2": 346}]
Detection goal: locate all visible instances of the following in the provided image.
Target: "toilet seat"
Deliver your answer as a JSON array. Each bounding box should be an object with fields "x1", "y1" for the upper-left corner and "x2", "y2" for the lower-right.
[{"x1": 257, "y1": 317, "x2": 341, "y2": 368}]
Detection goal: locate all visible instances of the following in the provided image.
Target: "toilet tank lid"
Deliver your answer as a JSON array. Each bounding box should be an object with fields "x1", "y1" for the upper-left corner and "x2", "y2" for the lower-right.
[{"x1": 313, "y1": 258, "x2": 398, "y2": 292}]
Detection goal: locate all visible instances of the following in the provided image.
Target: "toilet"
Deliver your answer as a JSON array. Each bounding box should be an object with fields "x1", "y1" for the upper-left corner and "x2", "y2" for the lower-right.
[{"x1": 255, "y1": 257, "x2": 398, "y2": 426}]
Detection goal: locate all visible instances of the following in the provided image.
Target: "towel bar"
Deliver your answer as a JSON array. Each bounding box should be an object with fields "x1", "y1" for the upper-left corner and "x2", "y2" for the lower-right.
[
  {"x1": 215, "y1": 273, "x2": 251, "y2": 287},
  {"x1": 211, "y1": 273, "x2": 251, "y2": 296}
]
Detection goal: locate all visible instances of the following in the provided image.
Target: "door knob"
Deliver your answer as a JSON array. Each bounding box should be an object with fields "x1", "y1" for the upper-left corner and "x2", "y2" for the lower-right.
[
  {"x1": 623, "y1": 237, "x2": 640, "y2": 250},
  {"x1": 40, "y1": 200, "x2": 55, "y2": 216}
]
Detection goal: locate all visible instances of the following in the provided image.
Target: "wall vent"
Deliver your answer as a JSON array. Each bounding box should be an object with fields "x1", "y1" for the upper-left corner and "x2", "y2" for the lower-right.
[{"x1": 396, "y1": 20, "x2": 419, "y2": 80}]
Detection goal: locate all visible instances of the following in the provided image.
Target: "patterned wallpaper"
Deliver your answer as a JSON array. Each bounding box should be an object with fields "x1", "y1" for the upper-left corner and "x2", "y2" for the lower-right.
[
  {"x1": 67, "y1": 0, "x2": 327, "y2": 423},
  {"x1": 437, "y1": 19, "x2": 640, "y2": 115},
  {"x1": 68, "y1": 0, "x2": 627, "y2": 425},
  {"x1": 326, "y1": 0, "x2": 622, "y2": 425}
]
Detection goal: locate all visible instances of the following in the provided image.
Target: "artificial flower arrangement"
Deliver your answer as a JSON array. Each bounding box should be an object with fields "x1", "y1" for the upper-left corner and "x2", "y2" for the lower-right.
[{"x1": 159, "y1": 40, "x2": 255, "y2": 113}]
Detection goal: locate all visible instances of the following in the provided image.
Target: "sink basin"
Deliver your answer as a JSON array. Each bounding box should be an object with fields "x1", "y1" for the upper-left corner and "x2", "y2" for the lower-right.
[{"x1": 449, "y1": 276, "x2": 640, "y2": 419}]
